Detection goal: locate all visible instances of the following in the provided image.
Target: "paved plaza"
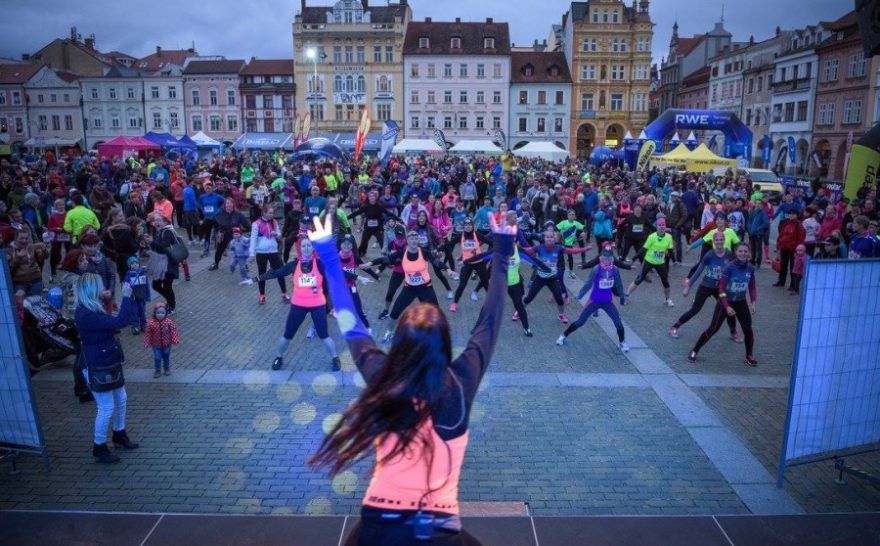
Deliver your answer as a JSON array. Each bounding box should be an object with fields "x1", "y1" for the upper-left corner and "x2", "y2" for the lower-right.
[{"x1": 1, "y1": 240, "x2": 878, "y2": 518}]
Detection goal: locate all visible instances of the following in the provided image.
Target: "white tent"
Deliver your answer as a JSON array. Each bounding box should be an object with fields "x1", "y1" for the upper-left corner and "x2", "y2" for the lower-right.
[
  {"x1": 514, "y1": 141, "x2": 569, "y2": 161},
  {"x1": 191, "y1": 131, "x2": 222, "y2": 148},
  {"x1": 449, "y1": 140, "x2": 502, "y2": 155},
  {"x1": 392, "y1": 138, "x2": 443, "y2": 154}
]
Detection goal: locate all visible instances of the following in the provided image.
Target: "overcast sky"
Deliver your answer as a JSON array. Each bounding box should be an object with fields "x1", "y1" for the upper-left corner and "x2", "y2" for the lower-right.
[{"x1": 0, "y1": 0, "x2": 850, "y2": 67}]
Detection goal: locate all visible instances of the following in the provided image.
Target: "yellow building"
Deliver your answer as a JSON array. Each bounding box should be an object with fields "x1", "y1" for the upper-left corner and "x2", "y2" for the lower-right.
[
  {"x1": 562, "y1": 0, "x2": 654, "y2": 158},
  {"x1": 292, "y1": 0, "x2": 412, "y2": 141}
]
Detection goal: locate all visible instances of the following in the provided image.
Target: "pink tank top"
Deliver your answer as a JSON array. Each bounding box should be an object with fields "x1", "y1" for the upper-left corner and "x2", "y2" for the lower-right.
[{"x1": 290, "y1": 259, "x2": 325, "y2": 307}]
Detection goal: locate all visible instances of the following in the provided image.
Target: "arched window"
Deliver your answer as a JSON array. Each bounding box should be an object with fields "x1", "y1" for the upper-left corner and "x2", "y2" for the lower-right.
[
  {"x1": 345, "y1": 75, "x2": 354, "y2": 92},
  {"x1": 378, "y1": 75, "x2": 390, "y2": 93},
  {"x1": 357, "y1": 75, "x2": 365, "y2": 92},
  {"x1": 334, "y1": 76, "x2": 343, "y2": 92}
]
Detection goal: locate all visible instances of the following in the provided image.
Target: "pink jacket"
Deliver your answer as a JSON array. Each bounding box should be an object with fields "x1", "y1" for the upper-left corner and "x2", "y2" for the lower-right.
[
  {"x1": 817, "y1": 217, "x2": 842, "y2": 240},
  {"x1": 431, "y1": 215, "x2": 451, "y2": 239},
  {"x1": 792, "y1": 254, "x2": 806, "y2": 276}
]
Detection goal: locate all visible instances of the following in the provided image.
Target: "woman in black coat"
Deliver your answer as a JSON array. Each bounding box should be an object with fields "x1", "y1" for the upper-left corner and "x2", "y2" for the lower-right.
[
  {"x1": 208, "y1": 197, "x2": 250, "y2": 270},
  {"x1": 145, "y1": 212, "x2": 180, "y2": 312}
]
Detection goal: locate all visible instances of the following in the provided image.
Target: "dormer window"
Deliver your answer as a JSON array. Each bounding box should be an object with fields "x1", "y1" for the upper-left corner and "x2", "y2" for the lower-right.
[
  {"x1": 484, "y1": 37, "x2": 495, "y2": 49},
  {"x1": 549, "y1": 66, "x2": 560, "y2": 77},
  {"x1": 419, "y1": 37, "x2": 429, "y2": 49},
  {"x1": 523, "y1": 64, "x2": 534, "y2": 76},
  {"x1": 450, "y1": 37, "x2": 461, "y2": 49}
]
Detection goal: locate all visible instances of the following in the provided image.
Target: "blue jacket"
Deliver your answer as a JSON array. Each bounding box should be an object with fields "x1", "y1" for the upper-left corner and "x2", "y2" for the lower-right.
[
  {"x1": 746, "y1": 207, "x2": 769, "y2": 236},
  {"x1": 592, "y1": 210, "x2": 612, "y2": 239},
  {"x1": 582, "y1": 191, "x2": 599, "y2": 218},
  {"x1": 182, "y1": 186, "x2": 198, "y2": 212},
  {"x1": 75, "y1": 297, "x2": 133, "y2": 370}
]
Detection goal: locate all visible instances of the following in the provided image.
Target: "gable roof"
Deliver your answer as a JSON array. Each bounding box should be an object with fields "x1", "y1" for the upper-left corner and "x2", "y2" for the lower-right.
[
  {"x1": 0, "y1": 63, "x2": 43, "y2": 85},
  {"x1": 300, "y1": 1, "x2": 408, "y2": 24},
  {"x1": 136, "y1": 49, "x2": 195, "y2": 72},
  {"x1": 241, "y1": 59, "x2": 294, "y2": 76},
  {"x1": 510, "y1": 52, "x2": 571, "y2": 83},
  {"x1": 403, "y1": 20, "x2": 511, "y2": 55},
  {"x1": 183, "y1": 59, "x2": 245, "y2": 75},
  {"x1": 677, "y1": 36, "x2": 704, "y2": 57}
]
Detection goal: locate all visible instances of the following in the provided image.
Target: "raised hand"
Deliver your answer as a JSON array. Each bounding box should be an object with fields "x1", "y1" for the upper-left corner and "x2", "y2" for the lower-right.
[
  {"x1": 308, "y1": 215, "x2": 334, "y2": 242},
  {"x1": 488, "y1": 214, "x2": 516, "y2": 237}
]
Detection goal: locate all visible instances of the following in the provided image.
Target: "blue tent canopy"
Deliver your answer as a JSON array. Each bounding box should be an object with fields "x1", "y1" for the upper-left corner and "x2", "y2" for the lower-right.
[
  {"x1": 590, "y1": 146, "x2": 614, "y2": 165},
  {"x1": 231, "y1": 133, "x2": 294, "y2": 151},
  {"x1": 143, "y1": 132, "x2": 182, "y2": 149},
  {"x1": 176, "y1": 135, "x2": 197, "y2": 149},
  {"x1": 288, "y1": 138, "x2": 349, "y2": 163}
]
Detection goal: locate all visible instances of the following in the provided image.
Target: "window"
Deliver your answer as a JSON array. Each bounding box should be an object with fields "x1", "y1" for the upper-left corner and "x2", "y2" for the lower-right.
[
  {"x1": 375, "y1": 103, "x2": 390, "y2": 121},
  {"x1": 64, "y1": 114, "x2": 74, "y2": 130},
  {"x1": 757, "y1": 76, "x2": 764, "y2": 92},
  {"x1": 373, "y1": 46, "x2": 381, "y2": 63},
  {"x1": 537, "y1": 117, "x2": 545, "y2": 132},
  {"x1": 637, "y1": 37, "x2": 649, "y2": 51},
  {"x1": 426, "y1": 116, "x2": 435, "y2": 128},
  {"x1": 451, "y1": 37, "x2": 461, "y2": 49},
  {"x1": 169, "y1": 112, "x2": 179, "y2": 129},
  {"x1": 0, "y1": 92, "x2": 5, "y2": 105},
  {"x1": 228, "y1": 115, "x2": 238, "y2": 132},
  {"x1": 459, "y1": 91, "x2": 467, "y2": 103},
  {"x1": 209, "y1": 89, "x2": 218, "y2": 106},
  {"x1": 817, "y1": 102, "x2": 835, "y2": 125},
  {"x1": 334, "y1": 46, "x2": 343, "y2": 63},
  {"x1": 247, "y1": 94, "x2": 257, "y2": 109},
  {"x1": 633, "y1": 64, "x2": 648, "y2": 80},
  {"x1": 612, "y1": 39, "x2": 624, "y2": 52},
  {"x1": 444, "y1": 91, "x2": 452, "y2": 104},
  {"x1": 192, "y1": 115, "x2": 202, "y2": 131},
  {"x1": 554, "y1": 117, "x2": 563, "y2": 133},
  {"x1": 592, "y1": 9, "x2": 599, "y2": 22},
  {"x1": 356, "y1": 46, "x2": 365, "y2": 63},
  {"x1": 419, "y1": 37, "x2": 429, "y2": 49},
  {"x1": 745, "y1": 108, "x2": 753, "y2": 126},
  {"x1": 796, "y1": 101, "x2": 808, "y2": 122},
  {"x1": 476, "y1": 91, "x2": 485, "y2": 104},
  {"x1": 631, "y1": 93, "x2": 646, "y2": 112},
  {"x1": 784, "y1": 102, "x2": 794, "y2": 122},
  {"x1": 493, "y1": 91, "x2": 502, "y2": 104},
  {"x1": 458, "y1": 116, "x2": 467, "y2": 129},
  {"x1": 410, "y1": 90, "x2": 419, "y2": 103},
  {"x1": 484, "y1": 38, "x2": 495, "y2": 49},
  {"x1": 153, "y1": 112, "x2": 162, "y2": 128},
  {"x1": 263, "y1": 95, "x2": 274, "y2": 108},
  {"x1": 444, "y1": 64, "x2": 452, "y2": 78},
  {"x1": 611, "y1": 65, "x2": 625, "y2": 80},
  {"x1": 848, "y1": 53, "x2": 866, "y2": 78},
  {"x1": 843, "y1": 100, "x2": 862, "y2": 124},
  {"x1": 227, "y1": 89, "x2": 236, "y2": 106},
  {"x1": 581, "y1": 93, "x2": 594, "y2": 110},
  {"x1": 282, "y1": 95, "x2": 293, "y2": 109},
  {"x1": 411, "y1": 64, "x2": 419, "y2": 77},
  {"x1": 63, "y1": 93, "x2": 70, "y2": 103},
  {"x1": 823, "y1": 59, "x2": 839, "y2": 82},
  {"x1": 519, "y1": 90, "x2": 528, "y2": 104},
  {"x1": 50, "y1": 93, "x2": 57, "y2": 103},
  {"x1": 581, "y1": 64, "x2": 596, "y2": 80},
  {"x1": 427, "y1": 90, "x2": 435, "y2": 103},
  {"x1": 246, "y1": 119, "x2": 257, "y2": 132},
  {"x1": 411, "y1": 116, "x2": 420, "y2": 129},
  {"x1": 443, "y1": 116, "x2": 452, "y2": 129},
  {"x1": 37, "y1": 94, "x2": 44, "y2": 103},
  {"x1": 476, "y1": 116, "x2": 484, "y2": 129},
  {"x1": 38, "y1": 115, "x2": 47, "y2": 130},
  {"x1": 612, "y1": 9, "x2": 619, "y2": 23},
  {"x1": 385, "y1": 46, "x2": 393, "y2": 63},
  {"x1": 90, "y1": 88, "x2": 98, "y2": 100},
  {"x1": 335, "y1": 104, "x2": 344, "y2": 121},
  {"x1": 427, "y1": 64, "x2": 436, "y2": 78},
  {"x1": 150, "y1": 86, "x2": 159, "y2": 99},
  {"x1": 109, "y1": 88, "x2": 117, "y2": 99},
  {"x1": 111, "y1": 114, "x2": 121, "y2": 128},
  {"x1": 192, "y1": 89, "x2": 200, "y2": 106},
  {"x1": 537, "y1": 91, "x2": 546, "y2": 105},
  {"x1": 166, "y1": 86, "x2": 176, "y2": 99},
  {"x1": 555, "y1": 91, "x2": 564, "y2": 105},
  {"x1": 747, "y1": 78, "x2": 754, "y2": 94},
  {"x1": 492, "y1": 116, "x2": 501, "y2": 129},
  {"x1": 460, "y1": 64, "x2": 468, "y2": 78},
  {"x1": 518, "y1": 117, "x2": 527, "y2": 132},
  {"x1": 127, "y1": 88, "x2": 135, "y2": 99},
  {"x1": 477, "y1": 64, "x2": 485, "y2": 78},
  {"x1": 92, "y1": 116, "x2": 103, "y2": 129},
  {"x1": 493, "y1": 64, "x2": 502, "y2": 78}
]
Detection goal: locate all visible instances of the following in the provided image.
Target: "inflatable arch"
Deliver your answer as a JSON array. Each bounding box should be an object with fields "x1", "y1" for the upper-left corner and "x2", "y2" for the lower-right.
[{"x1": 644, "y1": 109, "x2": 753, "y2": 161}]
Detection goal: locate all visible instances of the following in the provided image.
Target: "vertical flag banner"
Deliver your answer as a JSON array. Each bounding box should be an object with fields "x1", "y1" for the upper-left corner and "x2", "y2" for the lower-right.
[
  {"x1": 302, "y1": 112, "x2": 312, "y2": 143},
  {"x1": 379, "y1": 120, "x2": 399, "y2": 166},
  {"x1": 492, "y1": 129, "x2": 507, "y2": 150},
  {"x1": 354, "y1": 107, "x2": 372, "y2": 161},
  {"x1": 293, "y1": 114, "x2": 303, "y2": 147},
  {"x1": 433, "y1": 129, "x2": 447, "y2": 151},
  {"x1": 761, "y1": 135, "x2": 772, "y2": 165},
  {"x1": 707, "y1": 134, "x2": 718, "y2": 152},
  {"x1": 787, "y1": 136, "x2": 797, "y2": 165},
  {"x1": 636, "y1": 140, "x2": 656, "y2": 171}
]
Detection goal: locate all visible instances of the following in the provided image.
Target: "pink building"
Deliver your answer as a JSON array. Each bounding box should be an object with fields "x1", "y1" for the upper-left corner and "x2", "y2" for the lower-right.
[
  {"x1": 0, "y1": 63, "x2": 43, "y2": 147},
  {"x1": 182, "y1": 59, "x2": 245, "y2": 144}
]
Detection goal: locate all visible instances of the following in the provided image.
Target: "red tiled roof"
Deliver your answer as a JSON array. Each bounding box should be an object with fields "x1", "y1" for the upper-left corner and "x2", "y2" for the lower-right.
[
  {"x1": 510, "y1": 51, "x2": 571, "y2": 83},
  {"x1": 404, "y1": 20, "x2": 511, "y2": 55},
  {"x1": 677, "y1": 36, "x2": 704, "y2": 57},
  {"x1": 136, "y1": 49, "x2": 194, "y2": 72},
  {"x1": 826, "y1": 10, "x2": 857, "y2": 31},
  {"x1": 106, "y1": 51, "x2": 136, "y2": 61},
  {"x1": 241, "y1": 59, "x2": 294, "y2": 76},
  {"x1": 681, "y1": 66, "x2": 710, "y2": 87},
  {"x1": 0, "y1": 63, "x2": 42, "y2": 84},
  {"x1": 56, "y1": 70, "x2": 81, "y2": 83},
  {"x1": 183, "y1": 59, "x2": 245, "y2": 75}
]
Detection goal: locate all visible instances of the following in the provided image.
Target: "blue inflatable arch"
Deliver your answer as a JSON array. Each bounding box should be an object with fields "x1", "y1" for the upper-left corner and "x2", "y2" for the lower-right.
[{"x1": 644, "y1": 109, "x2": 753, "y2": 161}]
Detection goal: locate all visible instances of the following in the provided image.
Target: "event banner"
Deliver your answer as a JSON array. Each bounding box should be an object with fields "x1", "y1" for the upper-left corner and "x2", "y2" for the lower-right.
[
  {"x1": 293, "y1": 114, "x2": 303, "y2": 148},
  {"x1": 379, "y1": 120, "x2": 399, "y2": 167},
  {"x1": 432, "y1": 129, "x2": 447, "y2": 151},
  {"x1": 637, "y1": 140, "x2": 656, "y2": 171},
  {"x1": 779, "y1": 176, "x2": 843, "y2": 195},
  {"x1": 353, "y1": 107, "x2": 371, "y2": 161},
  {"x1": 492, "y1": 129, "x2": 507, "y2": 151},
  {"x1": 302, "y1": 112, "x2": 312, "y2": 143},
  {"x1": 843, "y1": 143, "x2": 879, "y2": 200}
]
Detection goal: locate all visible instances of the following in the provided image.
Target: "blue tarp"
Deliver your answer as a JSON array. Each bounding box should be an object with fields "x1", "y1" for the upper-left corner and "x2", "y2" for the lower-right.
[
  {"x1": 176, "y1": 135, "x2": 197, "y2": 149},
  {"x1": 144, "y1": 132, "x2": 183, "y2": 149},
  {"x1": 231, "y1": 133, "x2": 294, "y2": 150}
]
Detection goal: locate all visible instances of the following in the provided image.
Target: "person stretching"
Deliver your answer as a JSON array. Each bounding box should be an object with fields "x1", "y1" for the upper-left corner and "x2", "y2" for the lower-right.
[
  {"x1": 522, "y1": 228, "x2": 588, "y2": 324},
  {"x1": 625, "y1": 218, "x2": 675, "y2": 307},
  {"x1": 449, "y1": 218, "x2": 490, "y2": 312}
]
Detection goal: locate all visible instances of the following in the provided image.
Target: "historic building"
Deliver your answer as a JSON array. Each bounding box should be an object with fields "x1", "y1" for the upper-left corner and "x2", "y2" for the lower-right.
[
  {"x1": 737, "y1": 32, "x2": 789, "y2": 168},
  {"x1": 657, "y1": 20, "x2": 731, "y2": 115},
  {"x1": 80, "y1": 66, "x2": 146, "y2": 149},
  {"x1": 293, "y1": 0, "x2": 411, "y2": 135},
  {"x1": 508, "y1": 51, "x2": 572, "y2": 150},
  {"x1": 30, "y1": 28, "x2": 131, "y2": 77},
  {"x1": 403, "y1": 17, "x2": 511, "y2": 140},
  {"x1": 240, "y1": 59, "x2": 296, "y2": 133},
  {"x1": 562, "y1": 0, "x2": 654, "y2": 159},
  {"x1": 182, "y1": 59, "x2": 245, "y2": 144},
  {"x1": 0, "y1": 63, "x2": 43, "y2": 146},
  {"x1": 676, "y1": 66, "x2": 709, "y2": 111},
  {"x1": 23, "y1": 66, "x2": 84, "y2": 148},
  {"x1": 138, "y1": 47, "x2": 198, "y2": 138}
]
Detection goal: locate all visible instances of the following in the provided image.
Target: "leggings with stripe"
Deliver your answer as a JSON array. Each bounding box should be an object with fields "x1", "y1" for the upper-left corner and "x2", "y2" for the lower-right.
[
  {"x1": 564, "y1": 301, "x2": 625, "y2": 342},
  {"x1": 692, "y1": 300, "x2": 754, "y2": 356}
]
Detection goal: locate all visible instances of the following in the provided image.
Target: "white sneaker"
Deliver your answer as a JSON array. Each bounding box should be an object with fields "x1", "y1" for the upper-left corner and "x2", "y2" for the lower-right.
[
  {"x1": 619, "y1": 341, "x2": 630, "y2": 353},
  {"x1": 239, "y1": 278, "x2": 254, "y2": 286},
  {"x1": 556, "y1": 335, "x2": 566, "y2": 346},
  {"x1": 381, "y1": 330, "x2": 392, "y2": 343},
  {"x1": 371, "y1": 242, "x2": 378, "y2": 249},
  {"x1": 449, "y1": 271, "x2": 460, "y2": 281},
  {"x1": 306, "y1": 326, "x2": 316, "y2": 339},
  {"x1": 447, "y1": 290, "x2": 454, "y2": 300},
  {"x1": 470, "y1": 291, "x2": 479, "y2": 302},
  {"x1": 568, "y1": 271, "x2": 576, "y2": 279},
  {"x1": 665, "y1": 298, "x2": 675, "y2": 307}
]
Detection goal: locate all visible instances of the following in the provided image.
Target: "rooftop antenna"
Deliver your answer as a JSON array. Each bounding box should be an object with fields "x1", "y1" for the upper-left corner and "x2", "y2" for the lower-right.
[{"x1": 721, "y1": 3, "x2": 725, "y2": 24}]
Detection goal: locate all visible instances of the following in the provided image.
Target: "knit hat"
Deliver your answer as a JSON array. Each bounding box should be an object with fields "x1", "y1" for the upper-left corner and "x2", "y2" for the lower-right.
[
  {"x1": 153, "y1": 301, "x2": 167, "y2": 314},
  {"x1": 127, "y1": 256, "x2": 139, "y2": 267},
  {"x1": 232, "y1": 227, "x2": 241, "y2": 234}
]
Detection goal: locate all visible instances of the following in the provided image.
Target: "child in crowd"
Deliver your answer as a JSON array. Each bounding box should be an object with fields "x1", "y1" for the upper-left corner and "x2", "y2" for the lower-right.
[
  {"x1": 228, "y1": 227, "x2": 252, "y2": 285},
  {"x1": 123, "y1": 255, "x2": 151, "y2": 335},
  {"x1": 791, "y1": 244, "x2": 806, "y2": 295},
  {"x1": 143, "y1": 302, "x2": 181, "y2": 378}
]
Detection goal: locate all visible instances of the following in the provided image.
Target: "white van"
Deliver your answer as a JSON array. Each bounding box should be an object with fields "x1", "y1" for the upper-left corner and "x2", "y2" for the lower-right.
[{"x1": 712, "y1": 167, "x2": 784, "y2": 203}]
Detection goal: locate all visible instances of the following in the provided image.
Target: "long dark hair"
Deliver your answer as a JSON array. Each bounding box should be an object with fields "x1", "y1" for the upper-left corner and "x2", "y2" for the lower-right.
[{"x1": 309, "y1": 303, "x2": 452, "y2": 476}]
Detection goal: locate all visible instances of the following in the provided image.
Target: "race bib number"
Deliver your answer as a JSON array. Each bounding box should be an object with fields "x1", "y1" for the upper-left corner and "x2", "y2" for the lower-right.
[
  {"x1": 43, "y1": 231, "x2": 53, "y2": 242},
  {"x1": 418, "y1": 235, "x2": 428, "y2": 246},
  {"x1": 343, "y1": 267, "x2": 356, "y2": 275},
  {"x1": 298, "y1": 274, "x2": 317, "y2": 288},
  {"x1": 204, "y1": 205, "x2": 215, "y2": 214},
  {"x1": 367, "y1": 219, "x2": 378, "y2": 227},
  {"x1": 508, "y1": 257, "x2": 517, "y2": 268},
  {"x1": 551, "y1": 205, "x2": 558, "y2": 212},
  {"x1": 463, "y1": 240, "x2": 476, "y2": 250},
  {"x1": 599, "y1": 278, "x2": 615, "y2": 289},
  {"x1": 57, "y1": 233, "x2": 71, "y2": 242},
  {"x1": 707, "y1": 266, "x2": 722, "y2": 280},
  {"x1": 730, "y1": 280, "x2": 747, "y2": 293},
  {"x1": 309, "y1": 206, "x2": 319, "y2": 214},
  {"x1": 652, "y1": 250, "x2": 665, "y2": 261},
  {"x1": 407, "y1": 272, "x2": 425, "y2": 285},
  {"x1": 632, "y1": 225, "x2": 643, "y2": 233}
]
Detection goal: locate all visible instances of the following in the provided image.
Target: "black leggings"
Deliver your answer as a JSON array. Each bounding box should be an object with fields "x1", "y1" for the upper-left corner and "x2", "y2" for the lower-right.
[
  {"x1": 201, "y1": 218, "x2": 216, "y2": 245},
  {"x1": 453, "y1": 262, "x2": 489, "y2": 304},
  {"x1": 256, "y1": 252, "x2": 286, "y2": 295},
  {"x1": 524, "y1": 276, "x2": 564, "y2": 306},
  {"x1": 508, "y1": 281, "x2": 529, "y2": 330},
  {"x1": 692, "y1": 300, "x2": 754, "y2": 356},
  {"x1": 283, "y1": 304, "x2": 328, "y2": 340},
  {"x1": 213, "y1": 232, "x2": 231, "y2": 267},
  {"x1": 431, "y1": 261, "x2": 451, "y2": 291},
  {"x1": 345, "y1": 509, "x2": 481, "y2": 546},
  {"x1": 385, "y1": 271, "x2": 405, "y2": 306},
  {"x1": 390, "y1": 284, "x2": 439, "y2": 320},
  {"x1": 621, "y1": 237, "x2": 646, "y2": 261},
  {"x1": 674, "y1": 285, "x2": 737, "y2": 331},
  {"x1": 151, "y1": 274, "x2": 176, "y2": 310},
  {"x1": 352, "y1": 289, "x2": 370, "y2": 328},
  {"x1": 50, "y1": 240, "x2": 71, "y2": 276},
  {"x1": 634, "y1": 261, "x2": 670, "y2": 288},
  {"x1": 358, "y1": 226, "x2": 384, "y2": 255},
  {"x1": 565, "y1": 301, "x2": 625, "y2": 342}
]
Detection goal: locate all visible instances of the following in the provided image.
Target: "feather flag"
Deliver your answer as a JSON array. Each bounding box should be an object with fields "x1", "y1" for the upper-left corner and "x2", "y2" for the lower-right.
[
  {"x1": 293, "y1": 114, "x2": 303, "y2": 147},
  {"x1": 379, "y1": 120, "x2": 400, "y2": 167},
  {"x1": 302, "y1": 112, "x2": 312, "y2": 143},
  {"x1": 354, "y1": 107, "x2": 372, "y2": 161}
]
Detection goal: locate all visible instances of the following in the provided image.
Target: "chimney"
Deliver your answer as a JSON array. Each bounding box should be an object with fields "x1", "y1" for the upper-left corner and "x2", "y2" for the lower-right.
[
  {"x1": 301, "y1": 0, "x2": 306, "y2": 12},
  {"x1": 486, "y1": 17, "x2": 493, "y2": 23},
  {"x1": 70, "y1": 26, "x2": 77, "y2": 42},
  {"x1": 425, "y1": 17, "x2": 431, "y2": 23},
  {"x1": 775, "y1": 26, "x2": 781, "y2": 36},
  {"x1": 85, "y1": 34, "x2": 95, "y2": 50},
  {"x1": 22, "y1": 53, "x2": 30, "y2": 62},
  {"x1": 156, "y1": 45, "x2": 162, "y2": 55},
  {"x1": 362, "y1": 0, "x2": 368, "y2": 8},
  {"x1": 455, "y1": 17, "x2": 460, "y2": 23}
]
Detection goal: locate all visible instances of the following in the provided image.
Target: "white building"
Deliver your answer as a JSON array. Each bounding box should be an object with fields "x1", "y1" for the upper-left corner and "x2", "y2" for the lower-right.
[
  {"x1": 707, "y1": 42, "x2": 749, "y2": 115},
  {"x1": 403, "y1": 17, "x2": 511, "y2": 140},
  {"x1": 137, "y1": 48, "x2": 198, "y2": 137},
  {"x1": 768, "y1": 24, "x2": 831, "y2": 175},
  {"x1": 81, "y1": 66, "x2": 145, "y2": 149},
  {"x1": 508, "y1": 51, "x2": 572, "y2": 150},
  {"x1": 22, "y1": 66, "x2": 84, "y2": 147}
]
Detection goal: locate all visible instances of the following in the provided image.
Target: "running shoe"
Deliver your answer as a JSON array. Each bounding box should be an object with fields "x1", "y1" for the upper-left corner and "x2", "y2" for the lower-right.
[
  {"x1": 378, "y1": 309, "x2": 389, "y2": 320},
  {"x1": 619, "y1": 341, "x2": 630, "y2": 353},
  {"x1": 164, "y1": 369, "x2": 171, "y2": 376},
  {"x1": 449, "y1": 303, "x2": 458, "y2": 312},
  {"x1": 281, "y1": 293, "x2": 289, "y2": 302},
  {"x1": 306, "y1": 326, "x2": 316, "y2": 339},
  {"x1": 556, "y1": 335, "x2": 566, "y2": 346},
  {"x1": 730, "y1": 332, "x2": 743, "y2": 343},
  {"x1": 523, "y1": 329, "x2": 533, "y2": 337},
  {"x1": 239, "y1": 278, "x2": 254, "y2": 286},
  {"x1": 449, "y1": 271, "x2": 460, "y2": 281},
  {"x1": 447, "y1": 290, "x2": 454, "y2": 300},
  {"x1": 559, "y1": 313, "x2": 569, "y2": 324},
  {"x1": 568, "y1": 270, "x2": 576, "y2": 279},
  {"x1": 153, "y1": 370, "x2": 161, "y2": 378},
  {"x1": 258, "y1": 295, "x2": 266, "y2": 305},
  {"x1": 470, "y1": 291, "x2": 479, "y2": 302},
  {"x1": 381, "y1": 330, "x2": 392, "y2": 343},
  {"x1": 331, "y1": 357, "x2": 341, "y2": 371},
  {"x1": 208, "y1": 264, "x2": 218, "y2": 271},
  {"x1": 687, "y1": 351, "x2": 697, "y2": 363},
  {"x1": 745, "y1": 355, "x2": 758, "y2": 367},
  {"x1": 271, "y1": 357, "x2": 283, "y2": 370},
  {"x1": 511, "y1": 311, "x2": 519, "y2": 321},
  {"x1": 667, "y1": 326, "x2": 680, "y2": 339},
  {"x1": 665, "y1": 298, "x2": 675, "y2": 307},
  {"x1": 185, "y1": 275, "x2": 191, "y2": 281}
]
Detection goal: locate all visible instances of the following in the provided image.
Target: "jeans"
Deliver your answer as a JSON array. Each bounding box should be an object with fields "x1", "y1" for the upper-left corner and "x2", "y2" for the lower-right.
[
  {"x1": 13, "y1": 279, "x2": 43, "y2": 297},
  {"x1": 230, "y1": 256, "x2": 249, "y2": 279},
  {"x1": 671, "y1": 228, "x2": 685, "y2": 263},
  {"x1": 82, "y1": 369, "x2": 127, "y2": 445},
  {"x1": 131, "y1": 299, "x2": 147, "y2": 329},
  {"x1": 153, "y1": 347, "x2": 171, "y2": 371}
]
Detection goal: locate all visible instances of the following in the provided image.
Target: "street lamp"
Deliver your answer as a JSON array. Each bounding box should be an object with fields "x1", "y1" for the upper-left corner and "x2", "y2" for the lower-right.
[{"x1": 306, "y1": 48, "x2": 319, "y2": 132}]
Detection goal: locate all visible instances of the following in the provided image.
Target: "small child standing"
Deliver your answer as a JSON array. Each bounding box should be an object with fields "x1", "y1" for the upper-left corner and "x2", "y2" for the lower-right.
[
  {"x1": 791, "y1": 243, "x2": 806, "y2": 295},
  {"x1": 228, "y1": 227, "x2": 253, "y2": 285},
  {"x1": 143, "y1": 302, "x2": 181, "y2": 378},
  {"x1": 123, "y1": 256, "x2": 151, "y2": 335}
]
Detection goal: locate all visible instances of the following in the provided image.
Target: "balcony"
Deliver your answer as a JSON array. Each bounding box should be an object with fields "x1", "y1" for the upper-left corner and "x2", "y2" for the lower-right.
[
  {"x1": 578, "y1": 110, "x2": 597, "y2": 118},
  {"x1": 771, "y1": 78, "x2": 814, "y2": 93}
]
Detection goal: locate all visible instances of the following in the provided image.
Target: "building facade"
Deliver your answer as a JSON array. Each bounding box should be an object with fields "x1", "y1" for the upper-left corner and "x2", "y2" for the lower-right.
[
  {"x1": 138, "y1": 48, "x2": 198, "y2": 138},
  {"x1": 31, "y1": 28, "x2": 127, "y2": 77},
  {"x1": 183, "y1": 59, "x2": 245, "y2": 143},
  {"x1": 811, "y1": 11, "x2": 874, "y2": 180},
  {"x1": 404, "y1": 17, "x2": 511, "y2": 140},
  {"x1": 562, "y1": 0, "x2": 653, "y2": 159},
  {"x1": 293, "y1": 0, "x2": 411, "y2": 135},
  {"x1": 508, "y1": 51, "x2": 572, "y2": 149},
  {"x1": 240, "y1": 59, "x2": 296, "y2": 133},
  {"x1": 657, "y1": 20, "x2": 731, "y2": 115},
  {"x1": 707, "y1": 42, "x2": 749, "y2": 116},
  {"x1": 0, "y1": 63, "x2": 42, "y2": 146},
  {"x1": 80, "y1": 67, "x2": 147, "y2": 149},
  {"x1": 23, "y1": 66, "x2": 84, "y2": 147},
  {"x1": 740, "y1": 33, "x2": 789, "y2": 167},
  {"x1": 676, "y1": 66, "x2": 709, "y2": 111}
]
